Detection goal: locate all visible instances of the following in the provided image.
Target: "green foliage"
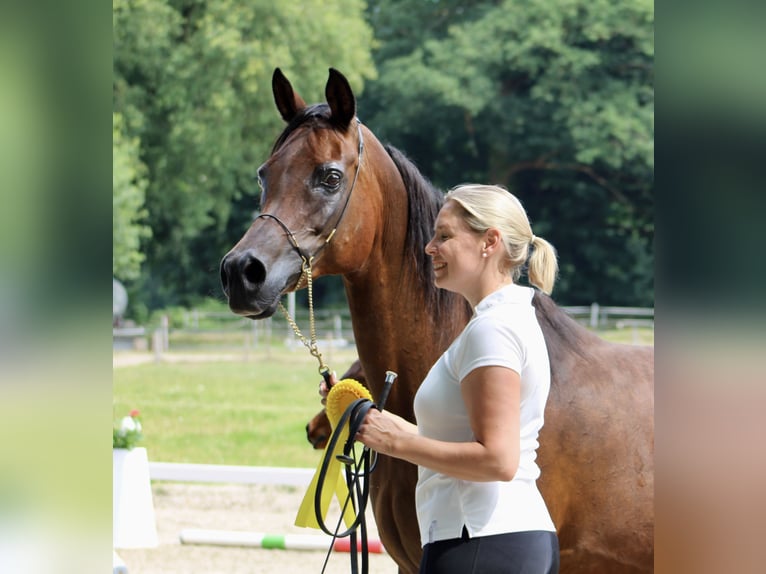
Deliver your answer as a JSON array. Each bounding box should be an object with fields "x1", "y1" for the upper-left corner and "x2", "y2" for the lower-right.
[
  {"x1": 113, "y1": 427, "x2": 143, "y2": 450},
  {"x1": 113, "y1": 113, "x2": 151, "y2": 281},
  {"x1": 361, "y1": 0, "x2": 654, "y2": 305},
  {"x1": 113, "y1": 410, "x2": 143, "y2": 449},
  {"x1": 114, "y1": 0, "x2": 653, "y2": 313}
]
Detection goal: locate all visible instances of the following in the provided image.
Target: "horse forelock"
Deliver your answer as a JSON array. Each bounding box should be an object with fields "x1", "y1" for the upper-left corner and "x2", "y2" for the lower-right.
[{"x1": 271, "y1": 103, "x2": 334, "y2": 154}]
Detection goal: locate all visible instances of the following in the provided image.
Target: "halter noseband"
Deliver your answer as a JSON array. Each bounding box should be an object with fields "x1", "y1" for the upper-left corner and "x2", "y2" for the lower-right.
[{"x1": 255, "y1": 118, "x2": 365, "y2": 265}]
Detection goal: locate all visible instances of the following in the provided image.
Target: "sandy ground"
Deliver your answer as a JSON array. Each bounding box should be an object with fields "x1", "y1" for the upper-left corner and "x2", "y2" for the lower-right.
[{"x1": 115, "y1": 482, "x2": 400, "y2": 574}]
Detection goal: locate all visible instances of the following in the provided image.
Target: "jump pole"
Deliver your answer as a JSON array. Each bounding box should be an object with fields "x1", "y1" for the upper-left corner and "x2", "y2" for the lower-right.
[{"x1": 179, "y1": 529, "x2": 386, "y2": 554}]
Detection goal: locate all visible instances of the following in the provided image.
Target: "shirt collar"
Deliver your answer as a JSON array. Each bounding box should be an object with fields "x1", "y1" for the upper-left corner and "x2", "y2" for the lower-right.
[{"x1": 475, "y1": 283, "x2": 534, "y2": 314}]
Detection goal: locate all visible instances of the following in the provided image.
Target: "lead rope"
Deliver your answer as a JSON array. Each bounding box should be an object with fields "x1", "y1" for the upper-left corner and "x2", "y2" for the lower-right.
[
  {"x1": 314, "y1": 373, "x2": 397, "y2": 574},
  {"x1": 279, "y1": 259, "x2": 369, "y2": 573},
  {"x1": 270, "y1": 119, "x2": 364, "y2": 380},
  {"x1": 316, "y1": 398, "x2": 375, "y2": 574}
]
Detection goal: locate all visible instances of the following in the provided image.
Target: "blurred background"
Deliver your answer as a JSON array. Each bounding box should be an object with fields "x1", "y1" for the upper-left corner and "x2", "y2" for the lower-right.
[
  {"x1": 1, "y1": 0, "x2": 765, "y2": 572},
  {"x1": 111, "y1": 0, "x2": 654, "y2": 324}
]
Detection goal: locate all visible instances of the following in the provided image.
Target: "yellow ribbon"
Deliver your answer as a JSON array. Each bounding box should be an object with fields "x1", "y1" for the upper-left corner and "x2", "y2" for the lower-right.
[{"x1": 295, "y1": 379, "x2": 372, "y2": 529}]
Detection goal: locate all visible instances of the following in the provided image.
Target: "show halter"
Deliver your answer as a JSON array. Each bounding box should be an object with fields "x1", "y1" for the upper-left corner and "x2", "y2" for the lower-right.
[{"x1": 254, "y1": 118, "x2": 365, "y2": 380}]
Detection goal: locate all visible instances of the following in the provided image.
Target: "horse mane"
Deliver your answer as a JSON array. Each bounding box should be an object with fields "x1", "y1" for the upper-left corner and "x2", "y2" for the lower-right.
[
  {"x1": 383, "y1": 144, "x2": 471, "y2": 323},
  {"x1": 531, "y1": 291, "x2": 598, "y2": 365}
]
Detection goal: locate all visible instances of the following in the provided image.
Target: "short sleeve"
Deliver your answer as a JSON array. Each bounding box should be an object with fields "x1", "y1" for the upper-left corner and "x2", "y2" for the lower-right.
[{"x1": 452, "y1": 315, "x2": 524, "y2": 383}]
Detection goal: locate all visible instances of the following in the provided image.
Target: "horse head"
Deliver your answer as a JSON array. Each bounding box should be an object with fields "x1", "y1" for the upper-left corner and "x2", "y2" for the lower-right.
[{"x1": 220, "y1": 68, "x2": 377, "y2": 318}]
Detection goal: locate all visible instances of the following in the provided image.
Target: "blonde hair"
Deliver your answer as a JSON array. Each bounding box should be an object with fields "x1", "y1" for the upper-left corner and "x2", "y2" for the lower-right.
[{"x1": 445, "y1": 184, "x2": 558, "y2": 294}]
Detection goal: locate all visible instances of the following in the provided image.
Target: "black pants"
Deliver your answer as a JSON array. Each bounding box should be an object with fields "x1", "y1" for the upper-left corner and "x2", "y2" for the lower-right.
[{"x1": 419, "y1": 528, "x2": 559, "y2": 574}]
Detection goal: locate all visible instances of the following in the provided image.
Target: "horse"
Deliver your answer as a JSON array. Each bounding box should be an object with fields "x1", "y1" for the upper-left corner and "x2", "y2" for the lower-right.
[{"x1": 220, "y1": 68, "x2": 654, "y2": 574}]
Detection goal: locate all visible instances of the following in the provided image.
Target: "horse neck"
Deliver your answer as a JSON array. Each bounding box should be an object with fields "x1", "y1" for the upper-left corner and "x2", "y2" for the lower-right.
[
  {"x1": 343, "y1": 273, "x2": 451, "y2": 420},
  {"x1": 341, "y1": 214, "x2": 468, "y2": 419}
]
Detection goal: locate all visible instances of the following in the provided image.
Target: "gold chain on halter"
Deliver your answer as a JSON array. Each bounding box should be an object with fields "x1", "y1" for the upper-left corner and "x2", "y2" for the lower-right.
[{"x1": 277, "y1": 256, "x2": 329, "y2": 376}]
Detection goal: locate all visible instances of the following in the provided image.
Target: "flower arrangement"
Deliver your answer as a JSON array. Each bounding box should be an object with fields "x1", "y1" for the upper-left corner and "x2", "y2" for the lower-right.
[{"x1": 113, "y1": 409, "x2": 143, "y2": 449}]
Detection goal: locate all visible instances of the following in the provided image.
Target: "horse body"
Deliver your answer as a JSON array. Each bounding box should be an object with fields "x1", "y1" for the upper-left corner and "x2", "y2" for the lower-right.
[
  {"x1": 533, "y1": 294, "x2": 654, "y2": 573},
  {"x1": 221, "y1": 68, "x2": 653, "y2": 573}
]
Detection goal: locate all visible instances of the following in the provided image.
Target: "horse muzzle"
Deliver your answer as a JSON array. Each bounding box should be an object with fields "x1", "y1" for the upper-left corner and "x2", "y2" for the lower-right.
[{"x1": 219, "y1": 249, "x2": 287, "y2": 318}]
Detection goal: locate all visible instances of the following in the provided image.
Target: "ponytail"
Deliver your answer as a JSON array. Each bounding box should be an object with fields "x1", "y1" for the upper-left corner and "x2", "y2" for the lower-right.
[{"x1": 527, "y1": 236, "x2": 558, "y2": 294}]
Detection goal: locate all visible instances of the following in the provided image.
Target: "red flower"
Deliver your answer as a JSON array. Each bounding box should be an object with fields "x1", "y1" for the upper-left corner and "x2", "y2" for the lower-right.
[{"x1": 130, "y1": 409, "x2": 140, "y2": 418}]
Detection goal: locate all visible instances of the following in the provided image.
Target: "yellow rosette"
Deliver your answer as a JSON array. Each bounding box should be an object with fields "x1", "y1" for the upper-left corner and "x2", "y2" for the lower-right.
[{"x1": 295, "y1": 379, "x2": 372, "y2": 529}]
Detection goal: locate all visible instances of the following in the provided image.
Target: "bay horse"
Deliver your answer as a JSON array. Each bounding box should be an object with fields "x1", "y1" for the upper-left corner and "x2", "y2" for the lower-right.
[{"x1": 220, "y1": 68, "x2": 654, "y2": 574}]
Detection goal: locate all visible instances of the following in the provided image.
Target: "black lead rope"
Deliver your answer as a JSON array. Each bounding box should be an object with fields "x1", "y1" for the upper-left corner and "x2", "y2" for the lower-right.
[
  {"x1": 315, "y1": 372, "x2": 396, "y2": 574},
  {"x1": 314, "y1": 397, "x2": 377, "y2": 574}
]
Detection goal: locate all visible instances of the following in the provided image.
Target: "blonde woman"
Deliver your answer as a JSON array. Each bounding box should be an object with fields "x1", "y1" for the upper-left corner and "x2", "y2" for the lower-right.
[{"x1": 327, "y1": 184, "x2": 560, "y2": 573}]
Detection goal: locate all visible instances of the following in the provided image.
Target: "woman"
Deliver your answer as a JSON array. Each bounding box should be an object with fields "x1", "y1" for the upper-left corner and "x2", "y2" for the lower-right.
[{"x1": 326, "y1": 184, "x2": 560, "y2": 573}]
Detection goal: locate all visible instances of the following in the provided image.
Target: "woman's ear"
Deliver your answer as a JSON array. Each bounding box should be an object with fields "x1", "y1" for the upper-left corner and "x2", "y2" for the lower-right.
[{"x1": 484, "y1": 228, "x2": 502, "y2": 251}]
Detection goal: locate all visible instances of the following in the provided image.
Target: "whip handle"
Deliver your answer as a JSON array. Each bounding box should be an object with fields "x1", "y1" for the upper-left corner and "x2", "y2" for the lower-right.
[{"x1": 377, "y1": 371, "x2": 398, "y2": 412}]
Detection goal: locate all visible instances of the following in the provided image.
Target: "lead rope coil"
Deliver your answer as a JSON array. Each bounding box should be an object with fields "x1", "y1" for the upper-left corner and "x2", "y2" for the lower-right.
[
  {"x1": 313, "y1": 372, "x2": 397, "y2": 574},
  {"x1": 316, "y1": 398, "x2": 377, "y2": 574}
]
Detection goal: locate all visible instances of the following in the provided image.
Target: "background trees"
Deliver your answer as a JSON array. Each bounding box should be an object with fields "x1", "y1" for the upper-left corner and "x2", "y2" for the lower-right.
[
  {"x1": 360, "y1": 0, "x2": 653, "y2": 305},
  {"x1": 114, "y1": 0, "x2": 653, "y2": 317},
  {"x1": 113, "y1": 112, "x2": 151, "y2": 281}
]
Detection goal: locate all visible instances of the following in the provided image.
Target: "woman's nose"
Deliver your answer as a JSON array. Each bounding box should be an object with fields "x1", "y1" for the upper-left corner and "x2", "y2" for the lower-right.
[{"x1": 424, "y1": 239, "x2": 435, "y2": 255}]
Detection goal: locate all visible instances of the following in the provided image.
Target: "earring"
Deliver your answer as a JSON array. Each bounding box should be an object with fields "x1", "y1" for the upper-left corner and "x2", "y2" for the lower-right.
[{"x1": 482, "y1": 252, "x2": 488, "y2": 258}]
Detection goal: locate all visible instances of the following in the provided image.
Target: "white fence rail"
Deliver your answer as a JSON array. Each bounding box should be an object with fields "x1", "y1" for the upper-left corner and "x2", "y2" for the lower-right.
[
  {"x1": 561, "y1": 303, "x2": 654, "y2": 330},
  {"x1": 149, "y1": 462, "x2": 313, "y2": 486}
]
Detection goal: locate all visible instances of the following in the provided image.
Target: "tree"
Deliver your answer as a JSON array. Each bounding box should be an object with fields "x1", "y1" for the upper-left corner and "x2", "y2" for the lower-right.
[
  {"x1": 360, "y1": 0, "x2": 654, "y2": 305},
  {"x1": 113, "y1": 0, "x2": 376, "y2": 310},
  {"x1": 113, "y1": 113, "x2": 151, "y2": 281}
]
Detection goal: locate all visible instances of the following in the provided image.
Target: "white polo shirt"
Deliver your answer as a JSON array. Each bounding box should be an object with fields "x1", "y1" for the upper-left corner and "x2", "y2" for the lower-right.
[{"x1": 413, "y1": 284, "x2": 556, "y2": 546}]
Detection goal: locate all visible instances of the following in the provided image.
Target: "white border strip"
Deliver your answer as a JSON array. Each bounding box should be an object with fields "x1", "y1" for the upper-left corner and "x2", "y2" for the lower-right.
[{"x1": 148, "y1": 462, "x2": 314, "y2": 486}]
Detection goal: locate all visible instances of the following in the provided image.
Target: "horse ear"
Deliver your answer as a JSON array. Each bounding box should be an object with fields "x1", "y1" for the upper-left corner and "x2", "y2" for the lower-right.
[
  {"x1": 325, "y1": 68, "x2": 356, "y2": 129},
  {"x1": 272, "y1": 68, "x2": 307, "y2": 123}
]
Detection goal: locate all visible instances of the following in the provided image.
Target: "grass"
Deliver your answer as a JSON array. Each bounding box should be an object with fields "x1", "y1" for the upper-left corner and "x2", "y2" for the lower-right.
[
  {"x1": 114, "y1": 328, "x2": 651, "y2": 467},
  {"x1": 595, "y1": 326, "x2": 653, "y2": 346},
  {"x1": 113, "y1": 347, "x2": 358, "y2": 468}
]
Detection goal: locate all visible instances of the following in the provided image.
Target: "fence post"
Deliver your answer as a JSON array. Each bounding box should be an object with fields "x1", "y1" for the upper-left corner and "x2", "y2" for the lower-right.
[
  {"x1": 161, "y1": 315, "x2": 169, "y2": 351},
  {"x1": 589, "y1": 303, "x2": 600, "y2": 329},
  {"x1": 152, "y1": 328, "x2": 163, "y2": 362},
  {"x1": 334, "y1": 314, "x2": 342, "y2": 340}
]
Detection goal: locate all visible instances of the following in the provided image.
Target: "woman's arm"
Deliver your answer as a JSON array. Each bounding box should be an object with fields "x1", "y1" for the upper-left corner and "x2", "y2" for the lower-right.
[{"x1": 356, "y1": 365, "x2": 520, "y2": 482}]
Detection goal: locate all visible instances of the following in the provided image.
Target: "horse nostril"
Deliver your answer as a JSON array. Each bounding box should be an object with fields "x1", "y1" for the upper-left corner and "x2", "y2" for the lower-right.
[
  {"x1": 242, "y1": 254, "x2": 266, "y2": 286},
  {"x1": 220, "y1": 257, "x2": 230, "y2": 295}
]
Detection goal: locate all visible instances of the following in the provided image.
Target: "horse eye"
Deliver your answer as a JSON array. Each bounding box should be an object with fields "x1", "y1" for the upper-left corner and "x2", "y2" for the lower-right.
[{"x1": 321, "y1": 169, "x2": 343, "y2": 192}]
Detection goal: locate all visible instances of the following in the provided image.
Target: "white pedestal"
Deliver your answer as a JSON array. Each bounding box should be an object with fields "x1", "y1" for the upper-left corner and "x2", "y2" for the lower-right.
[{"x1": 113, "y1": 447, "x2": 158, "y2": 548}]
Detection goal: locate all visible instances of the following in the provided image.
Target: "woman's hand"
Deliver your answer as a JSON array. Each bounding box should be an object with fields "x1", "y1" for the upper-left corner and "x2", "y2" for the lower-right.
[
  {"x1": 356, "y1": 409, "x2": 416, "y2": 457},
  {"x1": 318, "y1": 371, "x2": 338, "y2": 406}
]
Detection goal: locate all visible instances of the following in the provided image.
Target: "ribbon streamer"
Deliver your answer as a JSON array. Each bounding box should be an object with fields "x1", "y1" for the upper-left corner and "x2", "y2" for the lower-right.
[{"x1": 295, "y1": 379, "x2": 372, "y2": 529}]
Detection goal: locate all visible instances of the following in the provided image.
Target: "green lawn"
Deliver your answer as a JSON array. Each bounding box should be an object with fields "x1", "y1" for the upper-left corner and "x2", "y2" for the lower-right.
[
  {"x1": 114, "y1": 329, "x2": 651, "y2": 466},
  {"x1": 113, "y1": 348, "x2": 358, "y2": 467}
]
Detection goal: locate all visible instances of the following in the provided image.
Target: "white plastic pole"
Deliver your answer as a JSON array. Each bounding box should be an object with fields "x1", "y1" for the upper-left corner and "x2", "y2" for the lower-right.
[{"x1": 179, "y1": 529, "x2": 386, "y2": 553}]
